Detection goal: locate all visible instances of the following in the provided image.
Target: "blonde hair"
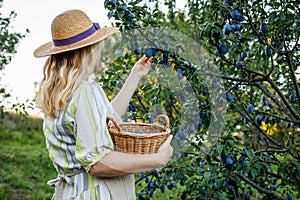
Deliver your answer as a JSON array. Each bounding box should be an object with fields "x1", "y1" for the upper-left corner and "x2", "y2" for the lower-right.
[{"x1": 38, "y1": 42, "x2": 103, "y2": 118}]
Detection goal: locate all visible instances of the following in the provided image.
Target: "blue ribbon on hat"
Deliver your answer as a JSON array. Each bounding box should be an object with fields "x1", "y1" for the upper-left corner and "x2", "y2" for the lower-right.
[{"x1": 53, "y1": 23, "x2": 101, "y2": 46}]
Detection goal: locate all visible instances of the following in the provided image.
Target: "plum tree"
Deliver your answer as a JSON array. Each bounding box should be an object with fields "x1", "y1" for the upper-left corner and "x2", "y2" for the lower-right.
[{"x1": 100, "y1": 0, "x2": 300, "y2": 199}]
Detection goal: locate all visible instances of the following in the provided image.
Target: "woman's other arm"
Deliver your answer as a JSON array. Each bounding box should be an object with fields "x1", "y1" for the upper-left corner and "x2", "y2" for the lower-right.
[{"x1": 89, "y1": 135, "x2": 173, "y2": 177}]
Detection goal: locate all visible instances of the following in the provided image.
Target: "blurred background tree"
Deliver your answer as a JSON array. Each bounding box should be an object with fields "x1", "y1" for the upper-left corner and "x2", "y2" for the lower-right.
[
  {"x1": 0, "y1": 0, "x2": 29, "y2": 121},
  {"x1": 100, "y1": 0, "x2": 300, "y2": 199}
]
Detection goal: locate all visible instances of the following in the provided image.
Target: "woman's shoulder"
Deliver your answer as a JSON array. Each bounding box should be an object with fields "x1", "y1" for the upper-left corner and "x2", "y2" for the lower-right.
[
  {"x1": 73, "y1": 81, "x2": 101, "y2": 95},
  {"x1": 78, "y1": 80, "x2": 100, "y2": 89},
  {"x1": 72, "y1": 80, "x2": 107, "y2": 101}
]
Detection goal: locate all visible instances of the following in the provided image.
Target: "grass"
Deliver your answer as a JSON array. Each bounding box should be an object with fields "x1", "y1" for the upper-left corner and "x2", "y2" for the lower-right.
[{"x1": 0, "y1": 112, "x2": 56, "y2": 200}]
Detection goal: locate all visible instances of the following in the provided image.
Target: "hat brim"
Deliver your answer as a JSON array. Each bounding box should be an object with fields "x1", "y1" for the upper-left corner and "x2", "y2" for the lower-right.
[{"x1": 34, "y1": 27, "x2": 119, "y2": 58}]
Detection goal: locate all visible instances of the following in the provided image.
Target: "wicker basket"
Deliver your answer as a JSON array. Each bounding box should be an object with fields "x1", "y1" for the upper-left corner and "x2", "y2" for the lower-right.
[{"x1": 106, "y1": 115, "x2": 170, "y2": 154}]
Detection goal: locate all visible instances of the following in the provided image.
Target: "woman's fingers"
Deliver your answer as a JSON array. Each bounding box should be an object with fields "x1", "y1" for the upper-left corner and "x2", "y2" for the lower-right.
[
  {"x1": 158, "y1": 135, "x2": 173, "y2": 151},
  {"x1": 131, "y1": 54, "x2": 153, "y2": 79},
  {"x1": 156, "y1": 135, "x2": 173, "y2": 165},
  {"x1": 164, "y1": 135, "x2": 173, "y2": 145},
  {"x1": 141, "y1": 55, "x2": 153, "y2": 64}
]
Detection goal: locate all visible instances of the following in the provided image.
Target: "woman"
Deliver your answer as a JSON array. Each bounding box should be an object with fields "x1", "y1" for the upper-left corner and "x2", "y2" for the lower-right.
[{"x1": 34, "y1": 9, "x2": 173, "y2": 200}]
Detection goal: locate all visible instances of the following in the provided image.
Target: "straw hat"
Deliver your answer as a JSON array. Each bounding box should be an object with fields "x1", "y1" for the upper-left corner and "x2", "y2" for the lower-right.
[{"x1": 34, "y1": 9, "x2": 119, "y2": 57}]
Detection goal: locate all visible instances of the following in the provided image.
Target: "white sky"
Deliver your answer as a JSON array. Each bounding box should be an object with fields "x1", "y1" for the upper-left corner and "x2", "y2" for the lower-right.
[{"x1": 1, "y1": 0, "x2": 111, "y2": 114}]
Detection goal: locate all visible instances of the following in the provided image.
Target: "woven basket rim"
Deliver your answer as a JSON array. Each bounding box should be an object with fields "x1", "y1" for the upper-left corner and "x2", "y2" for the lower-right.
[
  {"x1": 109, "y1": 128, "x2": 170, "y2": 138},
  {"x1": 118, "y1": 121, "x2": 168, "y2": 127},
  {"x1": 107, "y1": 114, "x2": 170, "y2": 137},
  {"x1": 109, "y1": 122, "x2": 170, "y2": 137}
]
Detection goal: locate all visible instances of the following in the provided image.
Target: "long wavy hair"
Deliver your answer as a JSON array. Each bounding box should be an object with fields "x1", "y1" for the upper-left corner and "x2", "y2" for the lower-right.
[{"x1": 38, "y1": 42, "x2": 103, "y2": 118}]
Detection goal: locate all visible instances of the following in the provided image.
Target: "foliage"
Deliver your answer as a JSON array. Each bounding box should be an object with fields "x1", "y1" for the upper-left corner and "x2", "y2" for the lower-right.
[
  {"x1": 100, "y1": 0, "x2": 300, "y2": 199},
  {"x1": 0, "y1": 0, "x2": 29, "y2": 122}
]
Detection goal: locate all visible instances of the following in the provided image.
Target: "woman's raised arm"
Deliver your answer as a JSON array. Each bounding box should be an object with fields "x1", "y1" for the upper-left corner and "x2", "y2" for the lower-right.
[{"x1": 111, "y1": 55, "x2": 152, "y2": 117}]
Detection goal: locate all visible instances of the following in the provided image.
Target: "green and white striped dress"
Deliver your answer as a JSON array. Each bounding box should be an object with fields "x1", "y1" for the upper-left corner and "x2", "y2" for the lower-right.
[{"x1": 43, "y1": 81, "x2": 135, "y2": 200}]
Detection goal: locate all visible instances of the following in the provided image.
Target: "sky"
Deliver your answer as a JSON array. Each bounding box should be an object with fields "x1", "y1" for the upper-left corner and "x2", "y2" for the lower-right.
[{"x1": 1, "y1": 0, "x2": 112, "y2": 114}]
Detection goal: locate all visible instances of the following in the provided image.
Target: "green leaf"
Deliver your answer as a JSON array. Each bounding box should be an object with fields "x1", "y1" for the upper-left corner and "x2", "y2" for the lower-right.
[
  {"x1": 105, "y1": 69, "x2": 115, "y2": 74},
  {"x1": 204, "y1": 171, "x2": 211, "y2": 181},
  {"x1": 268, "y1": 12, "x2": 277, "y2": 23},
  {"x1": 204, "y1": 24, "x2": 213, "y2": 33},
  {"x1": 250, "y1": 167, "x2": 258, "y2": 177},
  {"x1": 217, "y1": 145, "x2": 223, "y2": 155},
  {"x1": 280, "y1": 12, "x2": 286, "y2": 21},
  {"x1": 253, "y1": 163, "x2": 262, "y2": 171}
]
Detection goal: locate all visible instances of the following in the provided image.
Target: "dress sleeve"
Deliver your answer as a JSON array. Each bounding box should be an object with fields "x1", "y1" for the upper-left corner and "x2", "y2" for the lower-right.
[
  {"x1": 72, "y1": 82, "x2": 114, "y2": 172},
  {"x1": 94, "y1": 83, "x2": 123, "y2": 124}
]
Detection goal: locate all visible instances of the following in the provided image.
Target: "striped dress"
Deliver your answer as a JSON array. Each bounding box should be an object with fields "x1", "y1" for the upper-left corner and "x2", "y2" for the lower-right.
[{"x1": 43, "y1": 81, "x2": 135, "y2": 200}]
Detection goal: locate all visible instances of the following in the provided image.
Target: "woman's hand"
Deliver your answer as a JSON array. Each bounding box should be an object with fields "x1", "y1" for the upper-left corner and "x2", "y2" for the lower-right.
[
  {"x1": 156, "y1": 135, "x2": 173, "y2": 166},
  {"x1": 131, "y1": 55, "x2": 153, "y2": 79}
]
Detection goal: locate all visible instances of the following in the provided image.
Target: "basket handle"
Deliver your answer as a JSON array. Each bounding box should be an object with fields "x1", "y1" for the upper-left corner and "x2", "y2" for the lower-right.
[
  {"x1": 106, "y1": 117, "x2": 121, "y2": 135},
  {"x1": 153, "y1": 114, "x2": 170, "y2": 130}
]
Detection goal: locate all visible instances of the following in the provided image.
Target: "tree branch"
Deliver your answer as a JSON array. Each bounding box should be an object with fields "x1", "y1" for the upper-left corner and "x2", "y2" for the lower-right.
[
  {"x1": 203, "y1": 72, "x2": 249, "y2": 82},
  {"x1": 285, "y1": 52, "x2": 300, "y2": 109},
  {"x1": 253, "y1": 82, "x2": 297, "y2": 122},
  {"x1": 266, "y1": 77, "x2": 300, "y2": 120},
  {"x1": 259, "y1": 110, "x2": 297, "y2": 124},
  {"x1": 254, "y1": 147, "x2": 292, "y2": 154},
  {"x1": 235, "y1": 99, "x2": 284, "y2": 148},
  {"x1": 233, "y1": 171, "x2": 284, "y2": 200},
  {"x1": 135, "y1": 90, "x2": 147, "y2": 111}
]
